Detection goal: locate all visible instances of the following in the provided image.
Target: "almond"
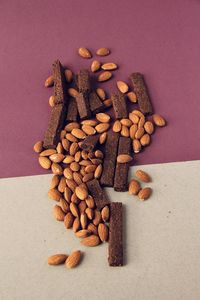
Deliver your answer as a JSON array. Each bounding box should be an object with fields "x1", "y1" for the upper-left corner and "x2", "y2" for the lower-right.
[
  {"x1": 138, "y1": 187, "x2": 152, "y2": 200},
  {"x1": 81, "y1": 119, "x2": 98, "y2": 126},
  {"x1": 117, "y1": 81, "x2": 129, "y2": 93},
  {"x1": 51, "y1": 163, "x2": 63, "y2": 175},
  {"x1": 135, "y1": 127, "x2": 145, "y2": 139},
  {"x1": 49, "y1": 153, "x2": 65, "y2": 163},
  {"x1": 117, "y1": 154, "x2": 132, "y2": 163},
  {"x1": 130, "y1": 124, "x2": 138, "y2": 139},
  {"x1": 96, "y1": 47, "x2": 110, "y2": 56},
  {"x1": 88, "y1": 152, "x2": 95, "y2": 159},
  {"x1": 73, "y1": 172, "x2": 83, "y2": 185},
  {"x1": 101, "y1": 62, "x2": 117, "y2": 70},
  {"x1": 40, "y1": 149, "x2": 57, "y2": 157},
  {"x1": 33, "y1": 141, "x2": 43, "y2": 153},
  {"x1": 95, "y1": 123, "x2": 110, "y2": 133},
  {"x1": 45, "y1": 75, "x2": 54, "y2": 87},
  {"x1": 91, "y1": 60, "x2": 101, "y2": 72},
  {"x1": 70, "y1": 162, "x2": 80, "y2": 172},
  {"x1": 85, "y1": 196, "x2": 95, "y2": 209},
  {"x1": 93, "y1": 209, "x2": 101, "y2": 226},
  {"x1": 129, "y1": 113, "x2": 139, "y2": 124},
  {"x1": 135, "y1": 170, "x2": 151, "y2": 183},
  {"x1": 87, "y1": 223, "x2": 98, "y2": 235},
  {"x1": 81, "y1": 235, "x2": 100, "y2": 246},
  {"x1": 98, "y1": 71, "x2": 112, "y2": 82},
  {"x1": 113, "y1": 120, "x2": 122, "y2": 132},
  {"x1": 65, "y1": 122, "x2": 80, "y2": 132},
  {"x1": 98, "y1": 223, "x2": 109, "y2": 242},
  {"x1": 96, "y1": 113, "x2": 110, "y2": 123},
  {"x1": 80, "y1": 213, "x2": 87, "y2": 229},
  {"x1": 38, "y1": 157, "x2": 51, "y2": 169},
  {"x1": 75, "y1": 229, "x2": 90, "y2": 238},
  {"x1": 132, "y1": 139, "x2": 141, "y2": 153},
  {"x1": 94, "y1": 164, "x2": 102, "y2": 179},
  {"x1": 78, "y1": 47, "x2": 92, "y2": 58},
  {"x1": 78, "y1": 200, "x2": 87, "y2": 214},
  {"x1": 64, "y1": 187, "x2": 72, "y2": 203},
  {"x1": 66, "y1": 179, "x2": 77, "y2": 192},
  {"x1": 75, "y1": 186, "x2": 88, "y2": 200},
  {"x1": 71, "y1": 128, "x2": 86, "y2": 139},
  {"x1": 82, "y1": 172, "x2": 94, "y2": 182},
  {"x1": 144, "y1": 121, "x2": 154, "y2": 135},
  {"x1": 61, "y1": 138, "x2": 70, "y2": 151},
  {"x1": 66, "y1": 133, "x2": 78, "y2": 143},
  {"x1": 90, "y1": 158, "x2": 102, "y2": 165},
  {"x1": 140, "y1": 133, "x2": 151, "y2": 146},
  {"x1": 138, "y1": 116, "x2": 145, "y2": 128},
  {"x1": 85, "y1": 208, "x2": 94, "y2": 220},
  {"x1": 48, "y1": 188, "x2": 62, "y2": 201},
  {"x1": 65, "y1": 250, "x2": 82, "y2": 268},
  {"x1": 79, "y1": 160, "x2": 92, "y2": 166},
  {"x1": 53, "y1": 205, "x2": 66, "y2": 221},
  {"x1": 82, "y1": 125, "x2": 96, "y2": 135},
  {"x1": 132, "y1": 109, "x2": 144, "y2": 118},
  {"x1": 120, "y1": 118, "x2": 132, "y2": 127},
  {"x1": 50, "y1": 175, "x2": 60, "y2": 189},
  {"x1": 59, "y1": 198, "x2": 70, "y2": 213},
  {"x1": 73, "y1": 217, "x2": 80, "y2": 232},
  {"x1": 96, "y1": 88, "x2": 106, "y2": 100},
  {"x1": 58, "y1": 176, "x2": 67, "y2": 193},
  {"x1": 68, "y1": 88, "x2": 79, "y2": 98},
  {"x1": 101, "y1": 206, "x2": 109, "y2": 222},
  {"x1": 64, "y1": 69, "x2": 73, "y2": 83},
  {"x1": 70, "y1": 202, "x2": 79, "y2": 217},
  {"x1": 121, "y1": 125, "x2": 129, "y2": 137},
  {"x1": 63, "y1": 155, "x2": 75, "y2": 164},
  {"x1": 64, "y1": 212, "x2": 74, "y2": 229},
  {"x1": 85, "y1": 164, "x2": 97, "y2": 173},
  {"x1": 127, "y1": 91, "x2": 137, "y2": 103},
  {"x1": 60, "y1": 129, "x2": 67, "y2": 140},
  {"x1": 71, "y1": 193, "x2": 79, "y2": 204},
  {"x1": 103, "y1": 99, "x2": 112, "y2": 107},
  {"x1": 63, "y1": 167, "x2": 73, "y2": 180},
  {"x1": 99, "y1": 132, "x2": 107, "y2": 144},
  {"x1": 128, "y1": 179, "x2": 141, "y2": 195},
  {"x1": 81, "y1": 150, "x2": 88, "y2": 160},
  {"x1": 48, "y1": 254, "x2": 68, "y2": 265},
  {"x1": 95, "y1": 150, "x2": 103, "y2": 159},
  {"x1": 75, "y1": 151, "x2": 81, "y2": 162},
  {"x1": 69, "y1": 142, "x2": 79, "y2": 156},
  {"x1": 152, "y1": 114, "x2": 166, "y2": 127},
  {"x1": 56, "y1": 142, "x2": 63, "y2": 154}
]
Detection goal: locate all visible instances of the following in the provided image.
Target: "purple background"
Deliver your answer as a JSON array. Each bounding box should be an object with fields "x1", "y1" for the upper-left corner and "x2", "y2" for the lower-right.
[{"x1": 0, "y1": 0, "x2": 200, "y2": 178}]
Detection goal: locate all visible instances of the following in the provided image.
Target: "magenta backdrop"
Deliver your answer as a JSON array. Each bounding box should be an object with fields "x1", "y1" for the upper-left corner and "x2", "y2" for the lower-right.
[{"x1": 0, "y1": 0, "x2": 200, "y2": 178}]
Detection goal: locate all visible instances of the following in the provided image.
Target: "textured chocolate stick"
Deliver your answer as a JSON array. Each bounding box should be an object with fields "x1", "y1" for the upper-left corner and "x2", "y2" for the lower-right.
[
  {"x1": 52, "y1": 60, "x2": 68, "y2": 105},
  {"x1": 66, "y1": 97, "x2": 78, "y2": 122},
  {"x1": 79, "y1": 134, "x2": 100, "y2": 151},
  {"x1": 111, "y1": 91, "x2": 127, "y2": 119},
  {"x1": 100, "y1": 132, "x2": 119, "y2": 187},
  {"x1": 108, "y1": 202, "x2": 123, "y2": 266},
  {"x1": 75, "y1": 93, "x2": 91, "y2": 120},
  {"x1": 114, "y1": 137, "x2": 131, "y2": 191},
  {"x1": 86, "y1": 179, "x2": 110, "y2": 210},
  {"x1": 89, "y1": 91, "x2": 105, "y2": 114},
  {"x1": 78, "y1": 69, "x2": 91, "y2": 94},
  {"x1": 76, "y1": 69, "x2": 91, "y2": 119},
  {"x1": 130, "y1": 72, "x2": 153, "y2": 115}
]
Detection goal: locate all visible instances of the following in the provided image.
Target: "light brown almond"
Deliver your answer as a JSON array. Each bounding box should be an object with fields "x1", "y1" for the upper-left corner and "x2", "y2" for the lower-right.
[
  {"x1": 120, "y1": 118, "x2": 132, "y2": 127},
  {"x1": 48, "y1": 188, "x2": 62, "y2": 201},
  {"x1": 68, "y1": 88, "x2": 79, "y2": 98},
  {"x1": 138, "y1": 116, "x2": 145, "y2": 128},
  {"x1": 78, "y1": 200, "x2": 87, "y2": 214},
  {"x1": 85, "y1": 208, "x2": 94, "y2": 220},
  {"x1": 45, "y1": 75, "x2": 54, "y2": 87},
  {"x1": 82, "y1": 172, "x2": 94, "y2": 182},
  {"x1": 98, "y1": 71, "x2": 112, "y2": 82},
  {"x1": 85, "y1": 164, "x2": 97, "y2": 173},
  {"x1": 50, "y1": 175, "x2": 60, "y2": 189},
  {"x1": 96, "y1": 88, "x2": 106, "y2": 100},
  {"x1": 144, "y1": 121, "x2": 154, "y2": 135},
  {"x1": 101, "y1": 206, "x2": 109, "y2": 222},
  {"x1": 59, "y1": 198, "x2": 70, "y2": 213},
  {"x1": 58, "y1": 176, "x2": 67, "y2": 193},
  {"x1": 132, "y1": 110, "x2": 145, "y2": 118},
  {"x1": 70, "y1": 162, "x2": 80, "y2": 172},
  {"x1": 71, "y1": 193, "x2": 79, "y2": 204},
  {"x1": 73, "y1": 172, "x2": 83, "y2": 185},
  {"x1": 80, "y1": 213, "x2": 87, "y2": 229},
  {"x1": 101, "y1": 62, "x2": 117, "y2": 70},
  {"x1": 129, "y1": 113, "x2": 139, "y2": 124},
  {"x1": 82, "y1": 125, "x2": 96, "y2": 135},
  {"x1": 75, "y1": 186, "x2": 88, "y2": 200},
  {"x1": 75, "y1": 151, "x2": 81, "y2": 162},
  {"x1": 81, "y1": 235, "x2": 100, "y2": 247},
  {"x1": 66, "y1": 133, "x2": 78, "y2": 143},
  {"x1": 78, "y1": 47, "x2": 92, "y2": 58},
  {"x1": 63, "y1": 155, "x2": 75, "y2": 164},
  {"x1": 98, "y1": 223, "x2": 109, "y2": 242},
  {"x1": 81, "y1": 119, "x2": 98, "y2": 126},
  {"x1": 64, "y1": 69, "x2": 73, "y2": 83},
  {"x1": 64, "y1": 187, "x2": 72, "y2": 203},
  {"x1": 127, "y1": 91, "x2": 137, "y2": 103},
  {"x1": 138, "y1": 187, "x2": 152, "y2": 200},
  {"x1": 40, "y1": 149, "x2": 57, "y2": 157},
  {"x1": 135, "y1": 127, "x2": 145, "y2": 139},
  {"x1": 93, "y1": 209, "x2": 101, "y2": 226},
  {"x1": 140, "y1": 133, "x2": 151, "y2": 146},
  {"x1": 33, "y1": 141, "x2": 43, "y2": 153},
  {"x1": 94, "y1": 164, "x2": 102, "y2": 179},
  {"x1": 64, "y1": 212, "x2": 74, "y2": 229},
  {"x1": 99, "y1": 132, "x2": 107, "y2": 144},
  {"x1": 96, "y1": 48, "x2": 110, "y2": 56},
  {"x1": 117, "y1": 81, "x2": 129, "y2": 93},
  {"x1": 96, "y1": 113, "x2": 110, "y2": 123},
  {"x1": 152, "y1": 114, "x2": 166, "y2": 127},
  {"x1": 61, "y1": 138, "x2": 70, "y2": 151},
  {"x1": 117, "y1": 154, "x2": 132, "y2": 163},
  {"x1": 71, "y1": 128, "x2": 86, "y2": 139},
  {"x1": 38, "y1": 157, "x2": 51, "y2": 169},
  {"x1": 73, "y1": 217, "x2": 80, "y2": 232},
  {"x1": 56, "y1": 142, "x2": 64, "y2": 154},
  {"x1": 75, "y1": 230, "x2": 90, "y2": 238},
  {"x1": 48, "y1": 254, "x2": 68, "y2": 265},
  {"x1": 51, "y1": 163, "x2": 63, "y2": 175},
  {"x1": 70, "y1": 202, "x2": 79, "y2": 217},
  {"x1": 65, "y1": 250, "x2": 82, "y2": 268},
  {"x1": 49, "y1": 153, "x2": 65, "y2": 163},
  {"x1": 66, "y1": 179, "x2": 77, "y2": 192},
  {"x1": 95, "y1": 150, "x2": 103, "y2": 159},
  {"x1": 130, "y1": 124, "x2": 138, "y2": 139},
  {"x1": 63, "y1": 167, "x2": 73, "y2": 180},
  {"x1": 59, "y1": 130, "x2": 66, "y2": 140},
  {"x1": 135, "y1": 170, "x2": 151, "y2": 183},
  {"x1": 87, "y1": 223, "x2": 98, "y2": 235},
  {"x1": 65, "y1": 122, "x2": 80, "y2": 132},
  {"x1": 95, "y1": 123, "x2": 110, "y2": 133},
  {"x1": 121, "y1": 125, "x2": 129, "y2": 137},
  {"x1": 91, "y1": 60, "x2": 101, "y2": 72},
  {"x1": 81, "y1": 150, "x2": 88, "y2": 160},
  {"x1": 104, "y1": 98, "x2": 112, "y2": 107},
  {"x1": 132, "y1": 139, "x2": 141, "y2": 153},
  {"x1": 53, "y1": 205, "x2": 66, "y2": 221},
  {"x1": 69, "y1": 142, "x2": 79, "y2": 156},
  {"x1": 113, "y1": 120, "x2": 122, "y2": 132},
  {"x1": 79, "y1": 159, "x2": 92, "y2": 166},
  {"x1": 85, "y1": 196, "x2": 95, "y2": 209},
  {"x1": 90, "y1": 158, "x2": 102, "y2": 165},
  {"x1": 129, "y1": 179, "x2": 141, "y2": 195}
]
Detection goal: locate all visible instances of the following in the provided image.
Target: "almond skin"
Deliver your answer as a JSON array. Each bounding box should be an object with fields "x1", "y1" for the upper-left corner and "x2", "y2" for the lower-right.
[
  {"x1": 45, "y1": 75, "x2": 54, "y2": 87},
  {"x1": 94, "y1": 164, "x2": 102, "y2": 179},
  {"x1": 64, "y1": 212, "x2": 74, "y2": 229},
  {"x1": 85, "y1": 196, "x2": 95, "y2": 209},
  {"x1": 53, "y1": 205, "x2": 66, "y2": 221},
  {"x1": 96, "y1": 88, "x2": 106, "y2": 100},
  {"x1": 33, "y1": 141, "x2": 43, "y2": 153},
  {"x1": 135, "y1": 127, "x2": 145, "y2": 139},
  {"x1": 101, "y1": 62, "x2": 117, "y2": 70},
  {"x1": 73, "y1": 217, "x2": 80, "y2": 233},
  {"x1": 101, "y1": 206, "x2": 109, "y2": 222},
  {"x1": 140, "y1": 134, "x2": 151, "y2": 146},
  {"x1": 58, "y1": 176, "x2": 67, "y2": 193},
  {"x1": 132, "y1": 139, "x2": 141, "y2": 153},
  {"x1": 64, "y1": 69, "x2": 73, "y2": 83},
  {"x1": 48, "y1": 254, "x2": 68, "y2": 265},
  {"x1": 121, "y1": 125, "x2": 130, "y2": 137},
  {"x1": 81, "y1": 119, "x2": 98, "y2": 126},
  {"x1": 63, "y1": 167, "x2": 73, "y2": 180},
  {"x1": 78, "y1": 201, "x2": 87, "y2": 214},
  {"x1": 40, "y1": 149, "x2": 57, "y2": 157},
  {"x1": 65, "y1": 122, "x2": 80, "y2": 132},
  {"x1": 48, "y1": 188, "x2": 62, "y2": 201},
  {"x1": 65, "y1": 250, "x2": 82, "y2": 268},
  {"x1": 51, "y1": 163, "x2": 63, "y2": 175},
  {"x1": 59, "y1": 198, "x2": 70, "y2": 213},
  {"x1": 144, "y1": 121, "x2": 154, "y2": 134},
  {"x1": 75, "y1": 229, "x2": 90, "y2": 238},
  {"x1": 70, "y1": 203, "x2": 79, "y2": 217},
  {"x1": 135, "y1": 170, "x2": 151, "y2": 183},
  {"x1": 75, "y1": 186, "x2": 88, "y2": 200},
  {"x1": 129, "y1": 113, "x2": 139, "y2": 124},
  {"x1": 138, "y1": 116, "x2": 145, "y2": 128},
  {"x1": 113, "y1": 120, "x2": 122, "y2": 133},
  {"x1": 80, "y1": 213, "x2": 88, "y2": 229},
  {"x1": 38, "y1": 157, "x2": 51, "y2": 169},
  {"x1": 98, "y1": 71, "x2": 112, "y2": 82},
  {"x1": 91, "y1": 60, "x2": 101, "y2": 72},
  {"x1": 49, "y1": 95, "x2": 56, "y2": 107},
  {"x1": 138, "y1": 187, "x2": 152, "y2": 200},
  {"x1": 127, "y1": 92, "x2": 137, "y2": 103},
  {"x1": 82, "y1": 125, "x2": 96, "y2": 135},
  {"x1": 98, "y1": 223, "x2": 109, "y2": 242},
  {"x1": 87, "y1": 223, "x2": 98, "y2": 235},
  {"x1": 81, "y1": 235, "x2": 100, "y2": 247},
  {"x1": 50, "y1": 175, "x2": 60, "y2": 189},
  {"x1": 95, "y1": 123, "x2": 110, "y2": 133},
  {"x1": 117, "y1": 81, "x2": 129, "y2": 93},
  {"x1": 99, "y1": 132, "x2": 107, "y2": 144},
  {"x1": 96, "y1": 47, "x2": 110, "y2": 56},
  {"x1": 117, "y1": 154, "x2": 132, "y2": 163},
  {"x1": 129, "y1": 179, "x2": 141, "y2": 195},
  {"x1": 71, "y1": 128, "x2": 86, "y2": 139},
  {"x1": 93, "y1": 210, "x2": 102, "y2": 226},
  {"x1": 132, "y1": 110, "x2": 145, "y2": 118},
  {"x1": 49, "y1": 153, "x2": 65, "y2": 163},
  {"x1": 120, "y1": 118, "x2": 132, "y2": 127},
  {"x1": 96, "y1": 113, "x2": 110, "y2": 123},
  {"x1": 152, "y1": 114, "x2": 166, "y2": 127},
  {"x1": 56, "y1": 142, "x2": 63, "y2": 154},
  {"x1": 78, "y1": 47, "x2": 92, "y2": 58},
  {"x1": 130, "y1": 124, "x2": 138, "y2": 139}
]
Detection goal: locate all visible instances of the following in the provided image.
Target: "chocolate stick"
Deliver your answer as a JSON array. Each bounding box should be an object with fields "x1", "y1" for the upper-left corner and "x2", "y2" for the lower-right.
[
  {"x1": 66, "y1": 97, "x2": 78, "y2": 122},
  {"x1": 86, "y1": 179, "x2": 110, "y2": 210},
  {"x1": 108, "y1": 202, "x2": 123, "y2": 266},
  {"x1": 52, "y1": 60, "x2": 68, "y2": 105},
  {"x1": 129, "y1": 72, "x2": 153, "y2": 115},
  {"x1": 111, "y1": 91, "x2": 127, "y2": 119},
  {"x1": 79, "y1": 134, "x2": 100, "y2": 152},
  {"x1": 89, "y1": 91, "x2": 105, "y2": 114},
  {"x1": 76, "y1": 69, "x2": 91, "y2": 119}
]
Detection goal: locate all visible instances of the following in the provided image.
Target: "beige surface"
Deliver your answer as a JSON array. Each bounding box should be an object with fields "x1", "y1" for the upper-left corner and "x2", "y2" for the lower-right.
[{"x1": 0, "y1": 161, "x2": 200, "y2": 300}]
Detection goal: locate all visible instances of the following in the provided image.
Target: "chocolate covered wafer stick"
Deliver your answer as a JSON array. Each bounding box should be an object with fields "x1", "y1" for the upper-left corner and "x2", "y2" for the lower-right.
[
  {"x1": 66, "y1": 97, "x2": 78, "y2": 122},
  {"x1": 86, "y1": 179, "x2": 110, "y2": 210},
  {"x1": 52, "y1": 60, "x2": 68, "y2": 105},
  {"x1": 80, "y1": 134, "x2": 100, "y2": 151},
  {"x1": 111, "y1": 91, "x2": 127, "y2": 119},
  {"x1": 89, "y1": 91, "x2": 105, "y2": 114}
]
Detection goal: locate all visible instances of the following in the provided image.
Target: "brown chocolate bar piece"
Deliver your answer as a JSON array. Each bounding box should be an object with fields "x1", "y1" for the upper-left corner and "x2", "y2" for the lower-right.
[
  {"x1": 75, "y1": 92, "x2": 91, "y2": 120},
  {"x1": 114, "y1": 137, "x2": 131, "y2": 191},
  {"x1": 86, "y1": 179, "x2": 110, "y2": 210},
  {"x1": 111, "y1": 91, "x2": 127, "y2": 119},
  {"x1": 66, "y1": 97, "x2": 78, "y2": 122},
  {"x1": 80, "y1": 134, "x2": 99, "y2": 151},
  {"x1": 108, "y1": 202, "x2": 123, "y2": 266},
  {"x1": 130, "y1": 73, "x2": 153, "y2": 115},
  {"x1": 100, "y1": 132, "x2": 119, "y2": 187},
  {"x1": 52, "y1": 60, "x2": 68, "y2": 104},
  {"x1": 89, "y1": 91, "x2": 105, "y2": 114},
  {"x1": 43, "y1": 104, "x2": 66, "y2": 149},
  {"x1": 77, "y1": 69, "x2": 91, "y2": 94}
]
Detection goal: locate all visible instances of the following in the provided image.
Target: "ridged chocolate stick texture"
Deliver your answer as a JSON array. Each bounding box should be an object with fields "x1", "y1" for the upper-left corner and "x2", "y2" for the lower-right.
[
  {"x1": 80, "y1": 134, "x2": 100, "y2": 152},
  {"x1": 111, "y1": 91, "x2": 127, "y2": 119},
  {"x1": 89, "y1": 91, "x2": 105, "y2": 114},
  {"x1": 52, "y1": 60, "x2": 68, "y2": 104},
  {"x1": 66, "y1": 97, "x2": 78, "y2": 121},
  {"x1": 86, "y1": 179, "x2": 110, "y2": 210},
  {"x1": 76, "y1": 69, "x2": 91, "y2": 119}
]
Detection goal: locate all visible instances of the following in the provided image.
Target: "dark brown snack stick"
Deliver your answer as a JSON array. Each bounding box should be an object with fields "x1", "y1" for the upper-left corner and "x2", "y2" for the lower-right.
[
  {"x1": 111, "y1": 91, "x2": 127, "y2": 119},
  {"x1": 100, "y1": 132, "x2": 119, "y2": 187},
  {"x1": 43, "y1": 104, "x2": 66, "y2": 149},
  {"x1": 75, "y1": 92, "x2": 91, "y2": 120},
  {"x1": 66, "y1": 97, "x2": 78, "y2": 122},
  {"x1": 52, "y1": 60, "x2": 68, "y2": 105},
  {"x1": 89, "y1": 91, "x2": 105, "y2": 114},
  {"x1": 108, "y1": 202, "x2": 123, "y2": 266},
  {"x1": 79, "y1": 134, "x2": 100, "y2": 151},
  {"x1": 114, "y1": 137, "x2": 131, "y2": 191},
  {"x1": 77, "y1": 69, "x2": 91, "y2": 94},
  {"x1": 129, "y1": 73, "x2": 153, "y2": 115},
  {"x1": 86, "y1": 179, "x2": 110, "y2": 210}
]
